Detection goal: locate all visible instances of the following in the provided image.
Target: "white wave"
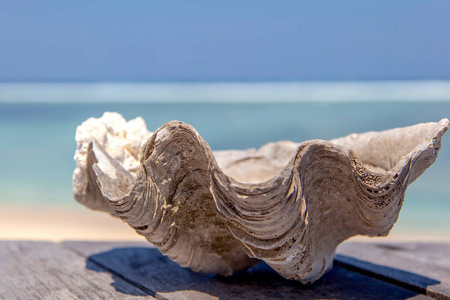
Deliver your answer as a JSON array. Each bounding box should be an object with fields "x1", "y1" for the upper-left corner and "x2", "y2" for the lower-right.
[{"x1": 1, "y1": 81, "x2": 450, "y2": 103}]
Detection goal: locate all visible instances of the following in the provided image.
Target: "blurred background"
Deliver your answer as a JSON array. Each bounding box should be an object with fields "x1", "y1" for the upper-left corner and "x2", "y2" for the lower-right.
[{"x1": 0, "y1": 1, "x2": 449, "y2": 241}]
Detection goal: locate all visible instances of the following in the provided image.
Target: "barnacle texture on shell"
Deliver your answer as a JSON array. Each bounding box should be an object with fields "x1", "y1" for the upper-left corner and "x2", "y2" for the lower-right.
[
  {"x1": 73, "y1": 112, "x2": 152, "y2": 213},
  {"x1": 73, "y1": 112, "x2": 448, "y2": 284}
]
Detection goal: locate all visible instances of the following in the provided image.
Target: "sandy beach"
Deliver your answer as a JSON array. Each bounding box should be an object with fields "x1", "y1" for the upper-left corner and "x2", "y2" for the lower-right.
[
  {"x1": 1, "y1": 204, "x2": 449, "y2": 243},
  {"x1": 0, "y1": 205, "x2": 146, "y2": 242}
]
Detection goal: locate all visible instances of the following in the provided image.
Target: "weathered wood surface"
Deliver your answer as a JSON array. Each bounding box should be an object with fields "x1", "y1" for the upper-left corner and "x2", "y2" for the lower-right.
[
  {"x1": 337, "y1": 242, "x2": 450, "y2": 299},
  {"x1": 0, "y1": 241, "x2": 151, "y2": 299},
  {"x1": 0, "y1": 241, "x2": 448, "y2": 299}
]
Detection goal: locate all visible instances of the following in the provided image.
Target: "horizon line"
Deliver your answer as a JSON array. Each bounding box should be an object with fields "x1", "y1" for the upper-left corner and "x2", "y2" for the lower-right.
[{"x1": 1, "y1": 78, "x2": 450, "y2": 84}]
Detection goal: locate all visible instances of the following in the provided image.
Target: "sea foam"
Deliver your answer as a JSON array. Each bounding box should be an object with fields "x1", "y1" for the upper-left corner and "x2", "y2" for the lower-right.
[{"x1": 1, "y1": 81, "x2": 450, "y2": 103}]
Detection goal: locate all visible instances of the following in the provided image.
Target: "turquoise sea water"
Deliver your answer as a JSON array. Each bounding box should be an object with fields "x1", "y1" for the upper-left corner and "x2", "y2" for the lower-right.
[{"x1": 0, "y1": 91, "x2": 449, "y2": 236}]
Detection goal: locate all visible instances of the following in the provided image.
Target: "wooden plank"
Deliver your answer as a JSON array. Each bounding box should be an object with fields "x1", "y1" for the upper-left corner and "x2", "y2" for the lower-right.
[
  {"x1": 0, "y1": 241, "x2": 154, "y2": 299},
  {"x1": 64, "y1": 240, "x2": 426, "y2": 300},
  {"x1": 62, "y1": 241, "x2": 213, "y2": 293},
  {"x1": 336, "y1": 242, "x2": 450, "y2": 299},
  {"x1": 408, "y1": 296, "x2": 443, "y2": 300},
  {"x1": 155, "y1": 290, "x2": 219, "y2": 300}
]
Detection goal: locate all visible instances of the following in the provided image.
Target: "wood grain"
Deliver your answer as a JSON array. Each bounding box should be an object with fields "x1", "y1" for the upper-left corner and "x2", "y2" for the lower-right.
[
  {"x1": 2, "y1": 241, "x2": 446, "y2": 299},
  {"x1": 0, "y1": 241, "x2": 153, "y2": 299},
  {"x1": 64, "y1": 240, "x2": 427, "y2": 300},
  {"x1": 337, "y1": 242, "x2": 450, "y2": 299}
]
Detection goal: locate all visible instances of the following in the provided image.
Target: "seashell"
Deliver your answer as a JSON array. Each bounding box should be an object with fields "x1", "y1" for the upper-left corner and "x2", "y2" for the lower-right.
[{"x1": 73, "y1": 112, "x2": 448, "y2": 283}]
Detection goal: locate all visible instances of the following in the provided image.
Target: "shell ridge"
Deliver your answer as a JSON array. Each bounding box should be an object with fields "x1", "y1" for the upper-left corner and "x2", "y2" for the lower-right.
[
  {"x1": 350, "y1": 119, "x2": 448, "y2": 235},
  {"x1": 127, "y1": 121, "x2": 257, "y2": 274}
]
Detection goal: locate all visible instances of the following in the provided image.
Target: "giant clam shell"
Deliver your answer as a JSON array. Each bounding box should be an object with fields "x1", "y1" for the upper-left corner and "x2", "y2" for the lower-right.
[{"x1": 73, "y1": 112, "x2": 448, "y2": 283}]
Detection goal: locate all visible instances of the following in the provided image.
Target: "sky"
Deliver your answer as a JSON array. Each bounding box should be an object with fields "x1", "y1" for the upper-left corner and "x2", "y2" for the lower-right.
[{"x1": 1, "y1": 1, "x2": 450, "y2": 82}]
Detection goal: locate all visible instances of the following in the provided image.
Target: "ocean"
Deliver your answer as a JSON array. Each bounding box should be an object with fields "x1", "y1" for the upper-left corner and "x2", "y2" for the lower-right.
[{"x1": 0, "y1": 81, "x2": 449, "y2": 238}]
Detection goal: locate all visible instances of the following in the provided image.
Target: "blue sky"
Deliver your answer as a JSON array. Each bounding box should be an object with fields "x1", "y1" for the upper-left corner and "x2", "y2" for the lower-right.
[{"x1": 1, "y1": 1, "x2": 450, "y2": 81}]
